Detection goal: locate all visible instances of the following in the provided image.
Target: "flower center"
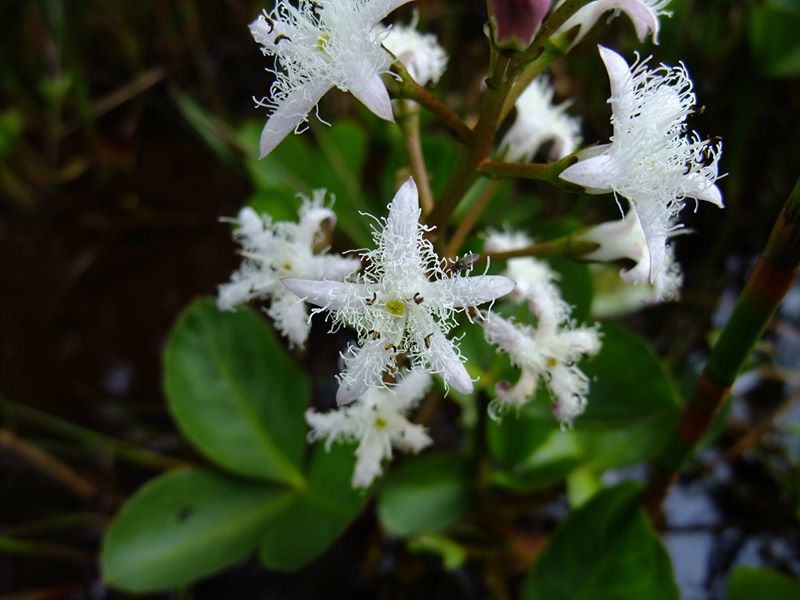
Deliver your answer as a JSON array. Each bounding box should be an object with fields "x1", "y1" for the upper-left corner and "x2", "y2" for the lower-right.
[
  {"x1": 374, "y1": 416, "x2": 388, "y2": 429},
  {"x1": 384, "y1": 298, "x2": 406, "y2": 317}
]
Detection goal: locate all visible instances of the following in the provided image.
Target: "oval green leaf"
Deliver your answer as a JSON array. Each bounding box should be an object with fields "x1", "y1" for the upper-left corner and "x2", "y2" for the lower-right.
[
  {"x1": 377, "y1": 453, "x2": 474, "y2": 537},
  {"x1": 260, "y1": 443, "x2": 368, "y2": 570},
  {"x1": 727, "y1": 567, "x2": 800, "y2": 600},
  {"x1": 102, "y1": 469, "x2": 292, "y2": 592},
  {"x1": 164, "y1": 299, "x2": 308, "y2": 486},
  {"x1": 522, "y1": 483, "x2": 679, "y2": 600}
]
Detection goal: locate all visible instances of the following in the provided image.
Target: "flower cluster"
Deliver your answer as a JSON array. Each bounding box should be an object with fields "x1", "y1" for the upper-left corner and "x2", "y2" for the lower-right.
[
  {"x1": 306, "y1": 368, "x2": 432, "y2": 487},
  {"x1": 224, "y1": 0, "x2": 726, "y2": 487},
  {"x1": 482, "y1": 232, "x2": 602, "y2": 425},
  {"x1": 250, "y1": 0, "x2": 414, "y2": 158},
  {"x1": 283, "y1": 178, "x2": 514, "y2": 404},
  {"x1": 217, "y1": 190, "x2": 360, "y2": 349}
]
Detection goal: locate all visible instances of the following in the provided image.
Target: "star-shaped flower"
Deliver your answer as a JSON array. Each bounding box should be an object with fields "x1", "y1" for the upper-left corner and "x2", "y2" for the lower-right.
[
  {"x1": 482, "y1": 311, "x2": 602, "y2": 426},
  {"x1": 283, "y1": 178, "x2": 515, "y2": 404},
  {"x1": 559, "y1": 46, "x2": 722, "y2": 286},
  {"x1": 218, "y1": 190, "x2": 360, "y2": 348},
  {"x1": 250, "y1": 0, "x2": 414, "y2": 158},
  {"x1": 382, "y1": 18, "x2": 448, "y2": 87},
  {"x1": 557, "y1": 0, "x2": 672, "y2": 49},
  {"x1": 306, "y1": 368, "x2": 432, "y2": 488},
  {"x1": 499, "y1": 77, "x2": 582, "y2": 163}
]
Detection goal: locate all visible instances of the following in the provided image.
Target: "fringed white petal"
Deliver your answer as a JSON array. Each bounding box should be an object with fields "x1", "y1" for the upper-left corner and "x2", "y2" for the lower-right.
[{"x1": 258, "y1": 81, "x2": 330, "y2": 159}]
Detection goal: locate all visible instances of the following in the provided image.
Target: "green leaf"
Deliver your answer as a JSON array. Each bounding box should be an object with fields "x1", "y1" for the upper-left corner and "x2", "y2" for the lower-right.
[
  {"x1": 748, "y1": 6, "x2": 800, "y2": 77},
  {"x1": 408, "y1": 534, "x2": 468, "y2": 570},
  {"x1": 259, "y1": 444, "x2": 368, "y2": 570},
  {"x1": 487, "y1": 324, "x2": 681, "y2": 490},
  {"x1": 101, "y1": 469, "x2": 292, "y2": 592},
  {"x1": 521, "y1": 483, "x2": 679, "y2": 600},
  {"x1": 572, "y1": 324, "x2": 681, "y2": 470},
  {"x1": 377, "y1": 453, "x2": 474, "y2": 537},
  {"x1": 164, "y1": 299, "x2": 308, "y2": 486},
  {"x1": 238, "y1": 120, "x2": 372, "y2": 246},
  {"x1": 727, "y1": 567, "x2": 800, "y2": 600}
]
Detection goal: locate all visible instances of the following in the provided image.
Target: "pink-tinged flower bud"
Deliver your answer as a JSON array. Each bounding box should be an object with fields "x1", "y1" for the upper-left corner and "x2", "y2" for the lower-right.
[{"x1": 487, "y1": 0, "x2": 552, "y2": 51}]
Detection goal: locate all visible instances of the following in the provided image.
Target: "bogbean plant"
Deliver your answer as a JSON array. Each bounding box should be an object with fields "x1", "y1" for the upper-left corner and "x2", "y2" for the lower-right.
[{"x1": 100, "y1": 0, "x2": 800, "y2": 596}]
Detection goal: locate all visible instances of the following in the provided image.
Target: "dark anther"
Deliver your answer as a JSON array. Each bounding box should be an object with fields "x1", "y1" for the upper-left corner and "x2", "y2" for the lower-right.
[
  {"x1": 263, "y1": 17, "x2": 274, "y2": 33},
  {"x1": 365, "y1": 292, "x2": 377, "y2": 305},
  {"x1": 423, "y1": 333, "x2": 433, "y2": 349},
  {"x1": 413, "y1": 292, "x2": 424, "y2": 304},
  {"x1": 384, "y1": 343, "x2": 397, "y2": 352},
  {"x1": 274, "y1": 33, "x2": 291, "y2": 44},
  {"x1": 368, "y1": 330, "x2": 381, "y2": 340}
]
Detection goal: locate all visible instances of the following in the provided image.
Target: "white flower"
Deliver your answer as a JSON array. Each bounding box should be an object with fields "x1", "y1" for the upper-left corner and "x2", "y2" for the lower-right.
[
  {"x1": 218, "y1": 190, "x2": 360, "y2": 348},
  {"x1": 250, "y1": 0, "x2": 414, "y2": 158},
  {"x1": 484, "y1": 230, "x2": 570, "y2": 329},
  {"x1": 579, "y1": 208, "x2": 682, "y2": 301},
  {"x1": 557, "y1": 0, "x2": 672, "y2": 49},
  {"x1": 499, "y1": 77, "x2": 582, "y2": 163},
  {"x1": 482, "y1": 311, "x2": 602, "y2": 426},
  {"x1": 559, "y1": 46, "x2": 722, "y2": 287},
  {"x1": 382, "y1": 19, "x2": 448, "y2": 87},
  {"x1": 306, "y1": 368, "x2": 432, "y2": 487},
  {"x1": 283, "y1": 178, "x2": 515, "y2": 404}
]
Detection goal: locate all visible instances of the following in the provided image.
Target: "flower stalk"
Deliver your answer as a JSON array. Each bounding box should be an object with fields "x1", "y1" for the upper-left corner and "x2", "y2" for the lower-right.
[
  {"x1": 388, "y1": 61, "x2": 473, "y2": 144},
  {"x1": 478, "y1": 155, "x2": 581, "y2": 189},
  {"x1": 397, "y1": 99, "x2": 435, "y2": 215},
  {"x1": 643, "y1": 177, "x2": 800, "y2": 517},
  {"x1": 483, "y1": 233, "x2": 599, "y2": 262},
  {"x1": 427, "y1": 0, "x2": 588, "y2": 232}
]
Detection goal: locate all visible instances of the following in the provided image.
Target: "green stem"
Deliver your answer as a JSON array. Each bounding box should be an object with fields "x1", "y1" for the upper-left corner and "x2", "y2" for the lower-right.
[
  {"x1": 445, "y1": 179, "x2": 504, "y2": 257},
  {"x1": 2, "y1": 399, "x2": 192, "y2": 471},
  {"x1": 397, "y1": 100, "x2": 435, "y2": 215},
  {"x1": 484, "y1": 234, "x2": 599, "y2": 262},
  {"x1": 643, "y1": 177, "x2": 800, "y2": 517},
  {"x1": 427, "y1": 55, "x2": 513, "y2": 231},
  {"x1": 388, "y1": 62, "x2": 473, "y2": 145},
  {"x1": 478, "y1": 155, "x2": 581, "y2": 189},
  {"x1": 501, "y1": 42, "x2": 564, "y2": 122},
  {"x1": 426, "y1": 1, "x2": 588, "y2": 233}
]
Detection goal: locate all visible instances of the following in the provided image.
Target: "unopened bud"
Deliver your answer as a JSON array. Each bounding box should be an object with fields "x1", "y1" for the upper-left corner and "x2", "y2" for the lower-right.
[{"x1": 487, "y1": 0, "x2": 552, "y2": 51}]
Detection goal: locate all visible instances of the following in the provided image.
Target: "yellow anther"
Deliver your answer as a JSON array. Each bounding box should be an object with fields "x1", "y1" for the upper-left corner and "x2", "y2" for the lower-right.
[
  {"x1": 316, "y1": 33, "x2": 330, "y2": 51},
  {"x1": 546, "y1": 357, "x2": 558, "y2": 369},
  {"x1": 374, "y1": 416, "x2": 388, "y2": 429}
]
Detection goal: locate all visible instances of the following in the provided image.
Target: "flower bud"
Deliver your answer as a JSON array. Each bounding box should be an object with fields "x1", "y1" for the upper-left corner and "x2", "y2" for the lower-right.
[{"x1": 487, "y1": 0, "x2": 552, "y2": 51}]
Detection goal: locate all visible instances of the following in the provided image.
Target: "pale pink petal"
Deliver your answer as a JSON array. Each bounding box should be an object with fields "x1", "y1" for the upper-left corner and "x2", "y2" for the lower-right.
[{"x1": 614, "y1": 0, "x2": 660, "y2": 43}]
